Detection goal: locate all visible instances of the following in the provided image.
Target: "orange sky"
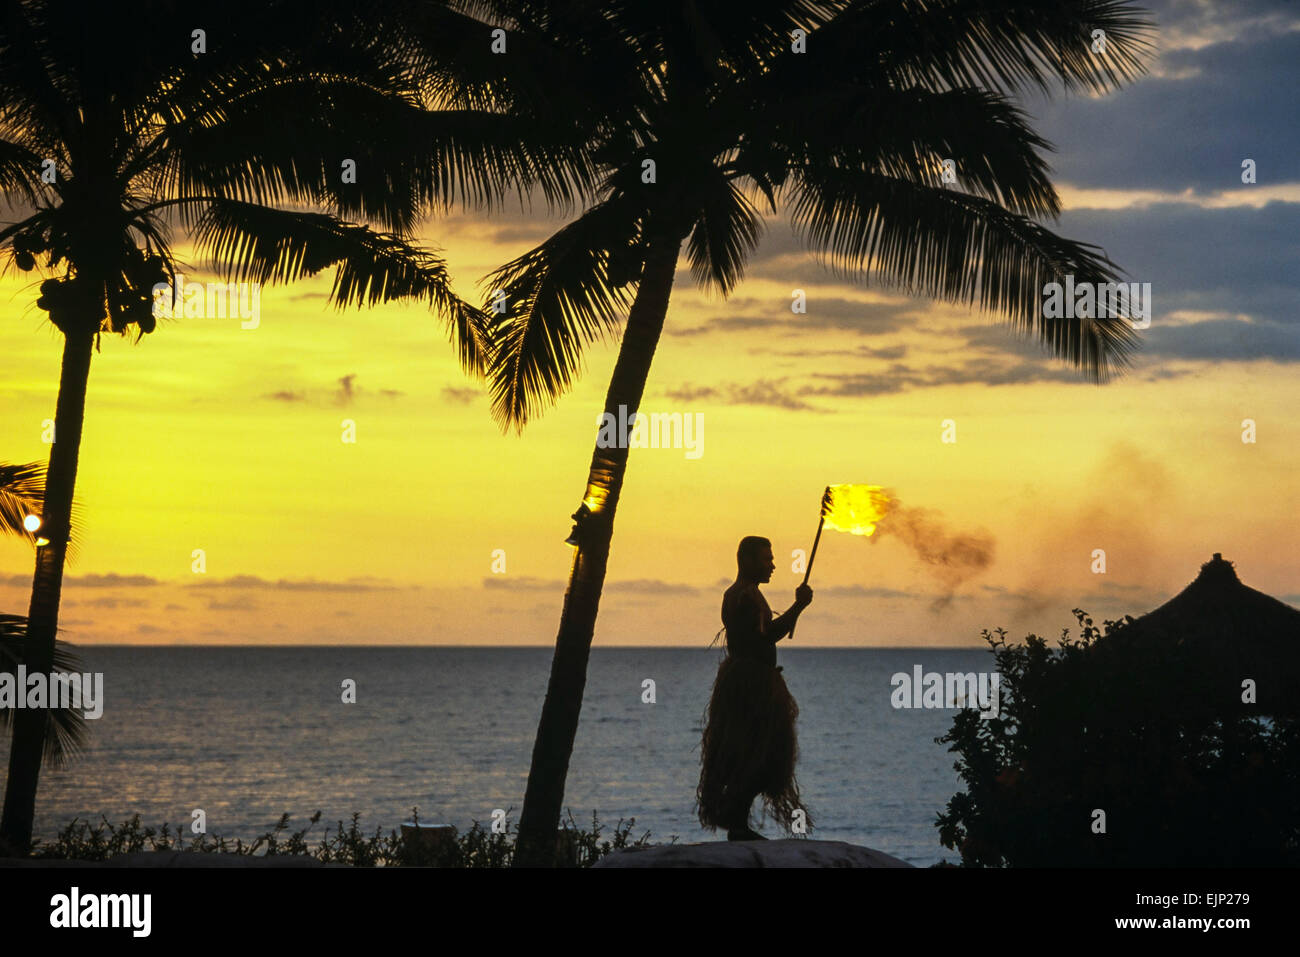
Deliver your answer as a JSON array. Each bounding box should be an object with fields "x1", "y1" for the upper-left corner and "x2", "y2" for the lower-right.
[{"x1": 3, "y1": 188, "x2": 1297, "y2": 648}]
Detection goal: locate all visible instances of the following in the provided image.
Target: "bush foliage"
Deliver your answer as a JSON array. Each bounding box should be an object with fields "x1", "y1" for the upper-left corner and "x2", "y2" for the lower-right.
[
  {"x1": 936, "y1": 610, "x2": 1300, "y2": 866},
  {"x1": 30, "y1": 807, "x2": 656, "y2": 867}
]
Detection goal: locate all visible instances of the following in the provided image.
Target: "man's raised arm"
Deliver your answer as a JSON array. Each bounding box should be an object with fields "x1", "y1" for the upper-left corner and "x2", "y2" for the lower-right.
[{"x1": 765, "y1": 584, "x2": 813, "y2": 643}]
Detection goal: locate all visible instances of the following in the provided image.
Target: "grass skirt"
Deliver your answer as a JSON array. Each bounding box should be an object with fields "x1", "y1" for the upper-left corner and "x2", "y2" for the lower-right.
[{"x1": 697, "y1": 654, "x2": 806, "y2": 832}]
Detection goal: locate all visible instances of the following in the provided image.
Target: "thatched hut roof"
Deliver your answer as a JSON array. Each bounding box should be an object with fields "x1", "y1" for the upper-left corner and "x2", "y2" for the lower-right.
[{"x1": 1104, "y1": 553, "x2": 1300, "y2": 713}]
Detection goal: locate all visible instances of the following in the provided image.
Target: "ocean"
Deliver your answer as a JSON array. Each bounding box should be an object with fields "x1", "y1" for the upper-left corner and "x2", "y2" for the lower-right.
[{"x1": 0, "y1": 647, "x2": 994, "y2": 866}]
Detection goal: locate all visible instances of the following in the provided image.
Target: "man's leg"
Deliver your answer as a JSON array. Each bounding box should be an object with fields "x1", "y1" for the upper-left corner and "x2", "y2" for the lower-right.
[{"x1": 725, "y1": 791, "x2": 767, "y2": 841}]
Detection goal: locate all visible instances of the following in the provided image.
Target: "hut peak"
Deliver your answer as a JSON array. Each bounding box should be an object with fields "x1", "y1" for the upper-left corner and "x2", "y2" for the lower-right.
[{"x1": 1197, "y1": 552, "x2": 1240, "y2": 586}]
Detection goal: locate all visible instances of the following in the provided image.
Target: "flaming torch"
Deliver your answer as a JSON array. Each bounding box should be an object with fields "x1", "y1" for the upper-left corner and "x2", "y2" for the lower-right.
[{"x1": 792, "y1": 484, "x2": 892, "y2": 639}]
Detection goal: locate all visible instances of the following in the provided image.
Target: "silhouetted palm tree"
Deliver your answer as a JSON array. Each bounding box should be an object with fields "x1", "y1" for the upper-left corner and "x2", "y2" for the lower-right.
[
  {"x1": 0, "y1": 0, "x2": 588, "y2": 851},
  {"x1": 466, "y1": 0, "x2": 1156, "y2": 865},
  {"x1": 0, "y1": 462, "x2": 87, "y2": 787}
]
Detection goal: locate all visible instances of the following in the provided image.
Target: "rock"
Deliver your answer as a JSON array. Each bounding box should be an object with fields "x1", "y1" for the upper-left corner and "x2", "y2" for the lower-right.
[{"x1": 591, "y1": 839, "x2": 913, "y2": 868}]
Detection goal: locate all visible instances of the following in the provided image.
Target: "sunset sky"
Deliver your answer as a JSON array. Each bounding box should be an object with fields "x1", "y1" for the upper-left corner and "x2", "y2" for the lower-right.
[{"x1": 2, "y1": 0, "x2": 1297, "y2": 647}]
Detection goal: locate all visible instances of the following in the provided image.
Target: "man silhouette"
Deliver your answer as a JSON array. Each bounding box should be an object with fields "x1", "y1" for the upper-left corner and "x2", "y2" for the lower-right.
[{"x1": 697, "y1": 535, "x2": 813, "y2": 840}]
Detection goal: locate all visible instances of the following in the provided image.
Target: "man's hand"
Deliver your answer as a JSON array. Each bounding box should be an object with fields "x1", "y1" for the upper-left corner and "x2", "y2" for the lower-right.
[{"x1": 795, "y1": 584, "x2": 813, "y2": 608}]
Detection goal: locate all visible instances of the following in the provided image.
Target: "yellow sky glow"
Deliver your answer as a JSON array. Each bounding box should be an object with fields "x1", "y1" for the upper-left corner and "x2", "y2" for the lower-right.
[{"x1": 2, "y1": 200, "x2": 1297, "y2": 646}]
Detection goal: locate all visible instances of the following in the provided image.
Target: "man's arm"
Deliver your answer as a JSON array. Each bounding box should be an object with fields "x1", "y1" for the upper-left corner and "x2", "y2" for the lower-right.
[{"x1": 764, "y1": 585, "x2": 813, "y2": 643}]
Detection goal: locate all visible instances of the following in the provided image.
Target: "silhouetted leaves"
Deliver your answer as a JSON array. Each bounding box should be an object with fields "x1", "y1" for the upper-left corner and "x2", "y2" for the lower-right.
[{"x1": 937, "y1": 611, "x2": 1300, "y2": 866}]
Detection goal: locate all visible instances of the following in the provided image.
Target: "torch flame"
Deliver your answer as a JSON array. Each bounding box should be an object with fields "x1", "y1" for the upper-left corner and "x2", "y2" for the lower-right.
[{"x1": 821, "y1": 484, "x2": 892, "y2": 537}]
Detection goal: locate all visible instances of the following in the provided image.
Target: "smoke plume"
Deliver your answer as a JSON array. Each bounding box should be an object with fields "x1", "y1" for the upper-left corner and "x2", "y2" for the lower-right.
[{"x1": 874, "y1": 500, "x2": 995, "y2": 612}]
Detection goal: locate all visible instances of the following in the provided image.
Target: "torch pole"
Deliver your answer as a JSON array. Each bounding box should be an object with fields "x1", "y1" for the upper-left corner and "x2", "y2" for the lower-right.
[
  {"x1": 802, "y1": 515, "x2": 825, "y2": 586},
  {"x1": 790, "y1": 493, "x2": 828, "y2": 642}
]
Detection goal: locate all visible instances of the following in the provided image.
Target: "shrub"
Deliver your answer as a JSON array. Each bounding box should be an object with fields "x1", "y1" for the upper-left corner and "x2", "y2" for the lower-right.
[
  {"x1": 936, "y1": 610, "x2": 1300, "y2": 866},
  {"x1": 30, "y1": 807, "x2": 658, "y2": 867}
]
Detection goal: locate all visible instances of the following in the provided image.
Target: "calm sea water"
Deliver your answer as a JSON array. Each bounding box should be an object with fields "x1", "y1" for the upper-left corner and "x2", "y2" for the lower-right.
[{"x1": 0, "y1": 647, "x2": 992, "y2": 866}]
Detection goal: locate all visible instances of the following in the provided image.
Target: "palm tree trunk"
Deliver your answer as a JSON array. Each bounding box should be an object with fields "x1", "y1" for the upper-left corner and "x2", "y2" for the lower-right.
[
  {"x1": 513, "y1": 216, "x2": 686, "y2": 867},
  {"x1": 0, "y1": 328, "x2": 95, "y2": 854}
]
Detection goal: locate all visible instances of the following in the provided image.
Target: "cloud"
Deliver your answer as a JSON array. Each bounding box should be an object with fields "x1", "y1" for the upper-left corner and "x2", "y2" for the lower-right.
[
  {"x1": 664, "y1": 384, "x2": 719, "y2": 403},
  {"x1": 1028, "y1": 18, "x2": 1300, "y2": 194},
  {"x1": 1143, "y1": 317, "x2": 1300, "y2": 362},
  {"x1": 442, "y1": 385, "x2": 481, "y2": 405},
  {"x1": 667, "y1": 296, "x2": 917, "y2": 338},
  {"x1": 481, "y1": 576, "x2": 701, "y2": 595},
  {"x1": 61, "y1": 573, "x2": 160, "y2": 588},
  {"x1": 803, "y1": 358, "x2": 1108, "y2": 397},
  {"x1": 857, "y1": 344, "x2": 908, "y2": 361},
  {"x1": 482, "y1": 575, "x2": 564, "y2": 591},
  {"x1": 265, "y1": 379, "x2": 403, "y2": 407},
  {"x1": 606, "y1": 579, "x2": 700, "y2": 595},
  {"x1": 728, "y1": 379, "x2": 819, "y2": 410},
  {"x1": 187, "y1": 575, "x2": 405, "y2": 592},
  {"x1": 820, "y1": 584, "x2": 918, "y2": 600},
  {"x1": 206, "y1": 597, "x2": 259, "y2": 611},
  {"x1": 675, "y1": 351, "x2": 1133, "y2": 407},
  {"x1": 79, "y1": 596, "x2": 150, "y2": 609},
  {"x1": 1056, "y1": 202, "x2": 1299, "y2": 333},
  {"x1": 666, "y1": 378, "x2": 817, "y2": 410},
  {"x1": 329, "y1": 374, "x2": 402, "y2": 405}
]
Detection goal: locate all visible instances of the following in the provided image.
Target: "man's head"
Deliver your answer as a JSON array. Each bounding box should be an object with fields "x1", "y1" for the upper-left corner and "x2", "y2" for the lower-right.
[{"x1": 737, "y1": 535, "x2": 775, "y2": 584}]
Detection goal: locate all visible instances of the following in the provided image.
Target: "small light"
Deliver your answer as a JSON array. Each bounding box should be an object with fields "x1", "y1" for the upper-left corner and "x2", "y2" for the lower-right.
[
  {"x1": 564, "y1": 503, "x2": 592, "y2": 547},
  {"x1": 35, "y1": 537, "x2": 50, "y2": 547},
  {"x1": 23, "y1": 514, "x2": 41, "y2": 532}
]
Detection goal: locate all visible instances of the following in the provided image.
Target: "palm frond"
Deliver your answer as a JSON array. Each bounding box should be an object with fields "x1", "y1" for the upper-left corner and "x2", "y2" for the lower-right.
[
  {"x1": 753, "y1": 84, "x2": 1062, "y2": 221},
  {"x1": 813, "y1": 0, "x2": 1157, "y2": 97},
  {"x1": 152, "y1": 72, "x2": 426, "y2": 233},
  {"x1": 788, "y1": 165, "x2": 1141, "y2": 381},
  {"x1": 190, "y1": 199, "x2": 491, "y2": 373},
  {"x1": 0, "y1": 613, "x2": 89, "y2": 769},
  {"x1": 687, "y1": 172, "x2": 762, "y2": 295},
  {"x1": 0, "y1": 460, "x2": 42, "y2": 539},
  {"x1": 0, "y1": 135, "x2": 43, "y2": 209},
  {"x1": 0, "y1": 0, "x2": 76, "y2": 150},
  {"x1": 149, "y1": 37, "x2": 599, "y2": 221},
  {"x1": 0, "y1": 458, "x2": 84, "y2": 563},
  {"x1": 402, "y1": 0, "x2": 640, "y2": 118},
  {"x1": 484, "y1": 196, "x2": 641, "y2": 429}
]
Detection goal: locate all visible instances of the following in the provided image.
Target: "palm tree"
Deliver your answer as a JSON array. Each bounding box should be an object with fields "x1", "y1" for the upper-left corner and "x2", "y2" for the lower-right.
[
  {"x1": 0, "y1": 461, "x2": 88, "y2": 814},
  {"x1": 0, "y1": 462, "x2": 44, "y2": 542},
  {"x1": 0, "y1": 0, "x2": 588, "y2": 852},
  {"x1": 463, "y1": 0, "x2": 1156, "y2": 865}
]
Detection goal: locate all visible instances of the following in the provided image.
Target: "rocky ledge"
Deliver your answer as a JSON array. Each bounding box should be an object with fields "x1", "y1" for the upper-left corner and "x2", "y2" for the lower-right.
[{"x1": 592, "y1": 839, "x2": 914, "y2": 868}]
